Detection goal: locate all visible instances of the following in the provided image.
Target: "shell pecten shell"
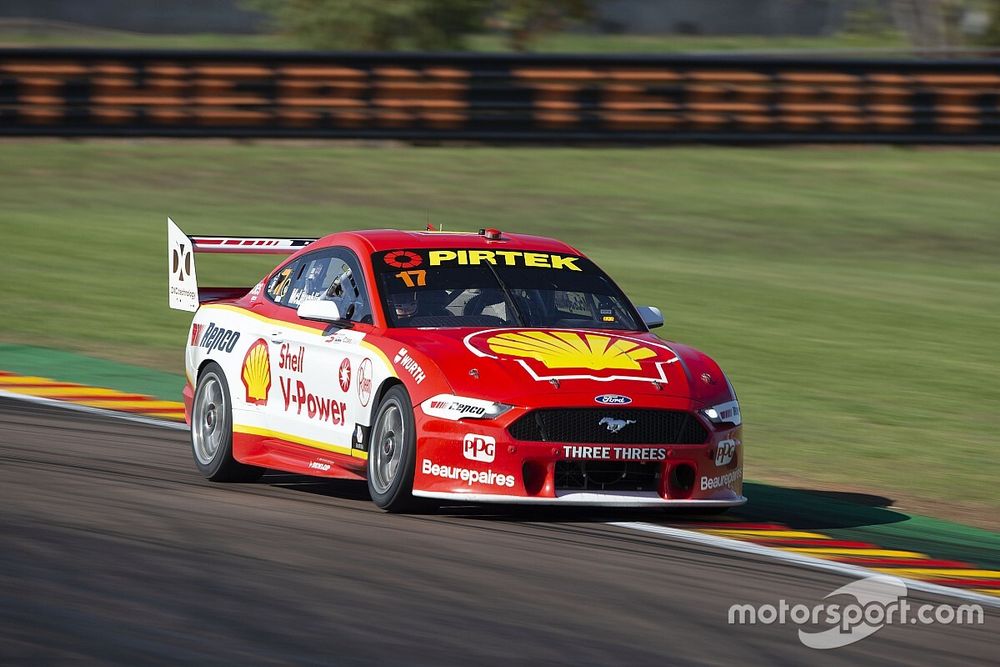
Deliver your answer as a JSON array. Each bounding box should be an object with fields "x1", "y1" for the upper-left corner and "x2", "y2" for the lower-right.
[
  {"x1": 486, "y1": 331, "x2": 655, "y2": 371},
  {"x1": 241, "y1": 338, "x2": 271, "y2": 404}
]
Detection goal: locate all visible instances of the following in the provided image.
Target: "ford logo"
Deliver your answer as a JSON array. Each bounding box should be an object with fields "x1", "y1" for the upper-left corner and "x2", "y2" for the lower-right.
[{"x1": 595, "y1": 394, "x2": 632, "y2": 405}]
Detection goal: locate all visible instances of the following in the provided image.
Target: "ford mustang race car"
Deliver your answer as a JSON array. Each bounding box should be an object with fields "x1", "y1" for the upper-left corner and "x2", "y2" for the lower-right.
[{"x1": 168, "y1": 219, "x2": 744, "y2": 512}]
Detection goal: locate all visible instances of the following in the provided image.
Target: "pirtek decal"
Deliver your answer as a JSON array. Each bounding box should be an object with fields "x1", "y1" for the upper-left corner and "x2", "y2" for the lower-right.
[{"x1": 427, "y1": 250, "x2": 581, "y2": 271}]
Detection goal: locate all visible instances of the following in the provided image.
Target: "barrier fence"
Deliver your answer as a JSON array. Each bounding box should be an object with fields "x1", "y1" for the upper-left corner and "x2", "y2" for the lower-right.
[{"x1": 1, "y1": 48, "x2": 999, "y2": 142}]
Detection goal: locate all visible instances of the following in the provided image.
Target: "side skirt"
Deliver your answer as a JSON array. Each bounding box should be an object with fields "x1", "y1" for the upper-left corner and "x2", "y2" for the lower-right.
[{"x1": 233, "y1": 431, "x2": 366, "y2": 480}]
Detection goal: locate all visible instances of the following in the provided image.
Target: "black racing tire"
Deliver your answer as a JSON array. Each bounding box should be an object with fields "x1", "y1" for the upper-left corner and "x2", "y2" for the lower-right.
[
  {"x1": 366, "y1": 385, "x2": 420, "y2": 512},
  {"x1": 190, "y1": 362, "x2": 264, "y2": 483}
]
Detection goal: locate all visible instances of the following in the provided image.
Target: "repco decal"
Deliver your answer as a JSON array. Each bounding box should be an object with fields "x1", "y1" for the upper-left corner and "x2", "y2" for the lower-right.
[
  {"x1": 427, "y1": 249, "x2": 581, "y2": 271},
  {"x1": 197, "y1": 322, "x2": 241, "y2": 353}
]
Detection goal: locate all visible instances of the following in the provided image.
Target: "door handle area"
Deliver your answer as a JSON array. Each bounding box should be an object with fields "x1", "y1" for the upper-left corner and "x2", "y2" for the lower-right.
[{"x1": 269, "y1": 331, "x2": 285, "y2": 343}]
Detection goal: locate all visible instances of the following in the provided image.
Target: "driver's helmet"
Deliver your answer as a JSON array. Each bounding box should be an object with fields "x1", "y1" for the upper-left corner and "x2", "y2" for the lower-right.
[{"x1": 390, "y1": 292, "x2": 418, "y2": 319}]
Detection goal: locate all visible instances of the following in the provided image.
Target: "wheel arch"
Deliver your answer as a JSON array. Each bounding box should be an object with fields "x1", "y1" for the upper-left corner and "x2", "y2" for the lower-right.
[{"x1": 371, "y1": 377, "x2": 405, "y2": 414}]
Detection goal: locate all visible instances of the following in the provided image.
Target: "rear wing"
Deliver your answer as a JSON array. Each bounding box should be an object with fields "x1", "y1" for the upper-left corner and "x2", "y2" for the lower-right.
[{"x1": 167, "y1": 217, "x2": 317, "y2": 312}]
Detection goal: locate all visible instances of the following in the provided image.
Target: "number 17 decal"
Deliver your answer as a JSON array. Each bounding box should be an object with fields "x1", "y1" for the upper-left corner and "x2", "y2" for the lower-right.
[{"x1": 395, "y1": 270, "x2": 427, "y2": 287}]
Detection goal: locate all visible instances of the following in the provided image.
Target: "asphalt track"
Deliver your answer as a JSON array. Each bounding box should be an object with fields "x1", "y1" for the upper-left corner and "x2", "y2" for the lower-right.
[{"x1": 1, "y1": 397, "x2": 996, "y2": 666}]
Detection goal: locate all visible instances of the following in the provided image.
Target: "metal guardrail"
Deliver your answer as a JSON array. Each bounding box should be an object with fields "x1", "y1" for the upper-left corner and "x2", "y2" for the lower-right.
[{"x1": 1, "y1": 48, "x2": 999, "y2": 142}]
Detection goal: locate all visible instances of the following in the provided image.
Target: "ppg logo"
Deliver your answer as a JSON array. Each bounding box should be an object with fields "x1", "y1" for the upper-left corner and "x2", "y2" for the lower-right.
[
  {"x1": 715, "y1": 439, "x2": 738, "y2": 466},
  {"x1": 463, "y1": 434, "x2": 496, "y2": 463}
]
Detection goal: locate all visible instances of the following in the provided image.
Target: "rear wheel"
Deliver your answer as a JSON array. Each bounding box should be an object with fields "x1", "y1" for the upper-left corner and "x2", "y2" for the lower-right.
[
  {"x1": 366, "y1": 385, "x2": 419, "y2": 512},
  {"x1": 191, "y1": 362, "x2": 263, "y2": 482}
]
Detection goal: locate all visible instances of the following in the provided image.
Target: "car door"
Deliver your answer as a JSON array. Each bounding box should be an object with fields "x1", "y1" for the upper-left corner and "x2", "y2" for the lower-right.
[{"x1": 268, "y1": 247, "x2": 375, "y2": 461}]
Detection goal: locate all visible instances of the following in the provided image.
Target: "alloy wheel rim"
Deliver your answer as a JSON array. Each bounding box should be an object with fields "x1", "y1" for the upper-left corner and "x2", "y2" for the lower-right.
[
  {"x1": 371, "y1": 402, "x2": 403, "y2": 494},
  {"x1": 192, "y1": 375, "x2": 225, "y2": 465}
]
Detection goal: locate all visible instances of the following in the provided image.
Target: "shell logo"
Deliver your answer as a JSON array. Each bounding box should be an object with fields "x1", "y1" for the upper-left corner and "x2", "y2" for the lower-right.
[
  {"x1": 465, "y1": 329, "x2": 679, "y2": 383},
  {"x1": 488, "y1": 331, "x2": 655, "y2": 370},
  {"x1": 241, "y1": 338, "x2": 271, "y2": 405}
]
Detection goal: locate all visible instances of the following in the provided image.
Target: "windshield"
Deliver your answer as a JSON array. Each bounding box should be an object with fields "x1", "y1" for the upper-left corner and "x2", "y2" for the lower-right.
[{"x1": 373, "y1": 248, "x2": 641, "y2": 330}]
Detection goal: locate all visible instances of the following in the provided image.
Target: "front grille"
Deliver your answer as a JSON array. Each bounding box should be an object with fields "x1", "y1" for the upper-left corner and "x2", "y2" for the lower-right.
[
  {"x1": 554, "y1": 461, "x2": 660, "y2": 492},
  {"x1": 508, "y1": 408, "x2": 707, "y2": 445}
]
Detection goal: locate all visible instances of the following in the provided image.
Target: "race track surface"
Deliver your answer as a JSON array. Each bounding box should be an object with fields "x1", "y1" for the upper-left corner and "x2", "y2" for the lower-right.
[{"x1": 1, "y1": 398, "x2": 996, "y2": 666}]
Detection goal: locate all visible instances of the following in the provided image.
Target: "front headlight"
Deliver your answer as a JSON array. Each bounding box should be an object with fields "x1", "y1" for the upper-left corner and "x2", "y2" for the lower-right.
[
  {"x1": 701, "y1": 400, "x2": 741, "y2": 427},
  {"x1": 420, "y1": 394, "x2": 513, "y2": 421}
]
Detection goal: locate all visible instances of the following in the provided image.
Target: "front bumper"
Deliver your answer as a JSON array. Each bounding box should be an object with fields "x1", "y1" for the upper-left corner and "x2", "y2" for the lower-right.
[{"x1": 412, "y1": 409, "x2": 745, "y2": 507}]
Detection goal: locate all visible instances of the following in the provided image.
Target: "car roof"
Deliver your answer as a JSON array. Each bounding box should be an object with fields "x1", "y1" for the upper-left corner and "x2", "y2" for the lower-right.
[{"x1": 308, "y1": 229, "x2": 583, "y2": 256}]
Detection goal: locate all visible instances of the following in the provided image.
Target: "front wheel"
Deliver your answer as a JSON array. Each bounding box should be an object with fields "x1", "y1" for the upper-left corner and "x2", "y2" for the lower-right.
[
  {"x1": 366, "y1": 385, "x2": 419, "y2": 512},
  {"x1": 191, "y1": 362, "x2": 263, "y2": 483}
]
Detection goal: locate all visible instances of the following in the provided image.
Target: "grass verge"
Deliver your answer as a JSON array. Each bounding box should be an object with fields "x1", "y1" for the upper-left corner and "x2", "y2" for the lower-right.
[{"x1": 1, "y1": 139, "x2": 997, "y2": 526}]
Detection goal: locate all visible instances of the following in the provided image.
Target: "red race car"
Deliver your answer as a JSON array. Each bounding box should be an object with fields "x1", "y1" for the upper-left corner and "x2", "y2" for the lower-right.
[{"x1": 168, "y1": 219, "x2": 744, "y2": 511}]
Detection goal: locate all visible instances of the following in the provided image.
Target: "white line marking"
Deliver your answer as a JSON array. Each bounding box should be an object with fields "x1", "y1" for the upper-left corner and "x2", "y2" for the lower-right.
[
  {"x1": 0, "y1": 388, "x2": 189, "y2": 431},
  {"x1": 611, "y1": 521, "x2": 1000, "y2": 608}
]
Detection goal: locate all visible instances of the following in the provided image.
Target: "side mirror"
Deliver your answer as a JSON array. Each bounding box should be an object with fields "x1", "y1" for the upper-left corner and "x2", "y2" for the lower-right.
[
  {"x1": 637, "y1": 306, "x2": 664, "y2": 329},
  {"x1": 297, "y1": 299, "x2": 342, "y2": 323}
]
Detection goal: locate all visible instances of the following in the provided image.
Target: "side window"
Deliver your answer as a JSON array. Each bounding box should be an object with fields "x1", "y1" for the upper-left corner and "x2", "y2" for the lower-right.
[
  {"x1": 287, "y1": 248, "x2": 373, "y2": 323},
  {"x1": 266, "y1": 263, "x2": 296, "y2": 305}
]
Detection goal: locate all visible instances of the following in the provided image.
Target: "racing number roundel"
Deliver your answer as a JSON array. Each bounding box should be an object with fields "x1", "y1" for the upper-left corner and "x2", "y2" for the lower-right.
[{"x1": 384, "y1": 250, "x2": 422, "y2": 269}]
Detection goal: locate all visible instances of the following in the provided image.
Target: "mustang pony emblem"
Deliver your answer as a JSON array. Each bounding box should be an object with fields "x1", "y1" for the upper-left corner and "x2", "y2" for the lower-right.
[{"x1": 599, "y1": 417, "x2": 636, "y2": 433}]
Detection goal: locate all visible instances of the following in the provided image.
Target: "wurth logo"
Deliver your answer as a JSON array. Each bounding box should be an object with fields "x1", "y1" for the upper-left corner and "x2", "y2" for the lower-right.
[{"x1": 393, "y1": 347, "x2": 426, "y2": 384}]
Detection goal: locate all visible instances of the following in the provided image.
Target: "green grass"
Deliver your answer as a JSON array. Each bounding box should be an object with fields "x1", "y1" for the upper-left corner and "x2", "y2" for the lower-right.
[
  {"x1": 0, "y1": 22, "x2": 905, "y2": 53},
  {"x1": 1, "y1": 140, "x2": 998, "y2": 526}
]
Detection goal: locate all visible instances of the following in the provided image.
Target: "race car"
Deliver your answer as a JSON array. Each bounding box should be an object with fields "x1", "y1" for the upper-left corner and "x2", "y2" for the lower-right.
[{"x1": 168, "y1": 219, "x2": 744, "y2": 512}]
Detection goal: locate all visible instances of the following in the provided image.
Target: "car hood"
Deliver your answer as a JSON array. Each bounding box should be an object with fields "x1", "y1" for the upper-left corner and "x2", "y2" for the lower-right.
[{"x1": 385, "y1": 327, "x2": 732, "y2": 409}]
